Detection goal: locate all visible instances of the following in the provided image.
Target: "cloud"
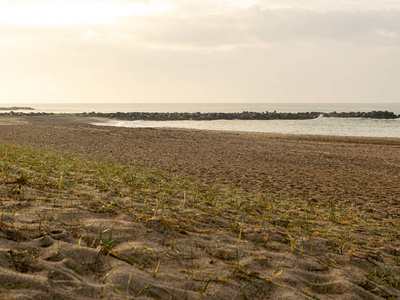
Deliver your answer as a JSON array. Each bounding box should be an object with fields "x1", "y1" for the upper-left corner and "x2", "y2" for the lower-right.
[
  {"x1": 116, "y1": 5, "x2": 400, "y2": 50},
  {"x1": 2, "y1": 1, "x2": 400, "y2": 49}
]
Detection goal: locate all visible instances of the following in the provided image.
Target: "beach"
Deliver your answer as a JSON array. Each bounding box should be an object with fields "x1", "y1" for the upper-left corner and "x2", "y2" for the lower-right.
[
  {"x1": 1, "y1": 115, "x2": 399, "y2": 204},
  {"x1": 0, "y1": 115, "x2": 399, "y2": 299}
]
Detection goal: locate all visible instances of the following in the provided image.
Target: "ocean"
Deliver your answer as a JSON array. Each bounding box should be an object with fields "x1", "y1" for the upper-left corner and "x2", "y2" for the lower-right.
[{"x1": 4, "y1": 103, "x2": 400, "y2": 138}]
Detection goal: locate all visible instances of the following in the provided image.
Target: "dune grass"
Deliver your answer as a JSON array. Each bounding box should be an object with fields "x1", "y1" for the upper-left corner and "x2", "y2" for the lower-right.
[{"x1": 0, "y1": 143, "x2": 399, "y2": 299}]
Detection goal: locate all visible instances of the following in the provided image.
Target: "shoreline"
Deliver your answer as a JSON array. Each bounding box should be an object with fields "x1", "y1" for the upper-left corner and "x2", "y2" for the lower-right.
[
  {"x1": 94, "y1": 119, "x2": 400, "y2": 140},
  {"x1": 1, "y1": 114, "x2": 400, "y2": 139},
  {"x1": 1, "y1": 113, "x2": 399, "y2": 145}
]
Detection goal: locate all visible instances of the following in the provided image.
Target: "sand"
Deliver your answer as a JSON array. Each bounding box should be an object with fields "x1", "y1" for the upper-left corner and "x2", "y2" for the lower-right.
[
  {"x1": 0, "y1": 115, "x2": 399, "y2": 299},
  {"x1": 1, "y1": 115, "x2": 399, "y2": 204}
]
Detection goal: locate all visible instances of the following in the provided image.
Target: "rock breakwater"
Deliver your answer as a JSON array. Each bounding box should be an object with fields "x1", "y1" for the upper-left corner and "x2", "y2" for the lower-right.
[
  {"x1": 0, "y1": 106, "x2": 34, "y2": 111},
  {"x1": 75, "y1": 110, "x2": 400, "y2": 120},
  {"x1": 1, "y1": 110, "x2": 399, "y2": 120}
]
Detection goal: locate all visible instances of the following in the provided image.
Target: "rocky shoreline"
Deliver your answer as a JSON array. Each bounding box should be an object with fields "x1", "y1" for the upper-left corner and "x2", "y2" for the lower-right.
[{"x1": 1, "y1": 110, "x2": 399, "y2": 120}]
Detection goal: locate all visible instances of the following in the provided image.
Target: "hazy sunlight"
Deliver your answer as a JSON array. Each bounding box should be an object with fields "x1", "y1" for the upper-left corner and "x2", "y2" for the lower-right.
[{"x1": 0, "y1": 1, "x2": 173, "y2": 27}]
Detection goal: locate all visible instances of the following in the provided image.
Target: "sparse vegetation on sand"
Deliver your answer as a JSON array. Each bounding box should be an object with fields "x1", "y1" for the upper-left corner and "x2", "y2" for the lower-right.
[{"x1": 0, "y1": 143, "x2": 399, "y2": 299}]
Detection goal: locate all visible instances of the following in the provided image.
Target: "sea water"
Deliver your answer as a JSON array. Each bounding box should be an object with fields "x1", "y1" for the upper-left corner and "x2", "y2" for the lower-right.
[{"x1": 4, "y1": 103, "x2": 400, "y2": 138}]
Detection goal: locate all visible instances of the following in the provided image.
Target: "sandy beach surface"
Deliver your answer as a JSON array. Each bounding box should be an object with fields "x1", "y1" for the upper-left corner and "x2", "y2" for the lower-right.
[
  {"x1": 0, "y1": 115, "x2": 399, "y2": 299},
  {"x1": 1, "y1": 115, "x2": 399, "y2": 204}
]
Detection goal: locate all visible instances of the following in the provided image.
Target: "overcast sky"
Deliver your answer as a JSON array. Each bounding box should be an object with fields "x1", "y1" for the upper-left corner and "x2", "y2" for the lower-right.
[{"x1": 0, "y1": 0, "x2": 399, "y2": 103}]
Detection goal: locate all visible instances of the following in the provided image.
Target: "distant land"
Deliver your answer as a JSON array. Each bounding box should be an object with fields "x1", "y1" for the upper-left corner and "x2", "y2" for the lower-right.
[{"x1": 0, "y1": 106, "x2": 34, "y2": 111}]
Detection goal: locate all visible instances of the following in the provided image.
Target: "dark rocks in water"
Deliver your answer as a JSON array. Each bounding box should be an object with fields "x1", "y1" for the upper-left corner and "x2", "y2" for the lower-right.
[
  {"x1": 0, "y1": 106, "x2": 34, "y2": 111},
  {"x1": 326, "y1": 110, "x2": 397, "y2": 119},
  {"x1": 1, "y1": 110, "x2": 399, "y2": 120},
  {"x1": 76, "y1": 111, "x2": 399, "y2": 121},
  {"x1": 78, "y1": 111, "x2": 324, "y2": 121}
]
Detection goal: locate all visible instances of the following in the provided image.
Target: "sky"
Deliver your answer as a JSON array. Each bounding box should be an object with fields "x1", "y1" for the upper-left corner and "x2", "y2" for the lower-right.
[{"x1": 0, "y1": 0, "x2": 399, "y2": 103}]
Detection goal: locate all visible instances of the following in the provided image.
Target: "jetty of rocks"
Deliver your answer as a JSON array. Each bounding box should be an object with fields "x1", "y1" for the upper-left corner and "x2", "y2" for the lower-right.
[
  {"x1": 76, "y1": 110, "x2": 400, "y2": 120},
  {"x1": 1, "y1": 110, "x2": 399, "y2": 120},
  {"x1": 0, "y1": 106, "x2": 34, "y2": 111}
]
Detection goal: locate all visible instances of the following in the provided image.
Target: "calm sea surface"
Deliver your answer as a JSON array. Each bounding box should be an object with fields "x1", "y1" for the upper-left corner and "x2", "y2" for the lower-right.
[{"x1": 5, "y1": 103, "x2": 400, "y2": 138}]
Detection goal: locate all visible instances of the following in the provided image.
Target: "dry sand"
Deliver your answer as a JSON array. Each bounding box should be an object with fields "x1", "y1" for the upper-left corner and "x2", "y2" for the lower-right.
[{"x1": 0, "y1": 115, "x2": 399, "y2": 299}]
